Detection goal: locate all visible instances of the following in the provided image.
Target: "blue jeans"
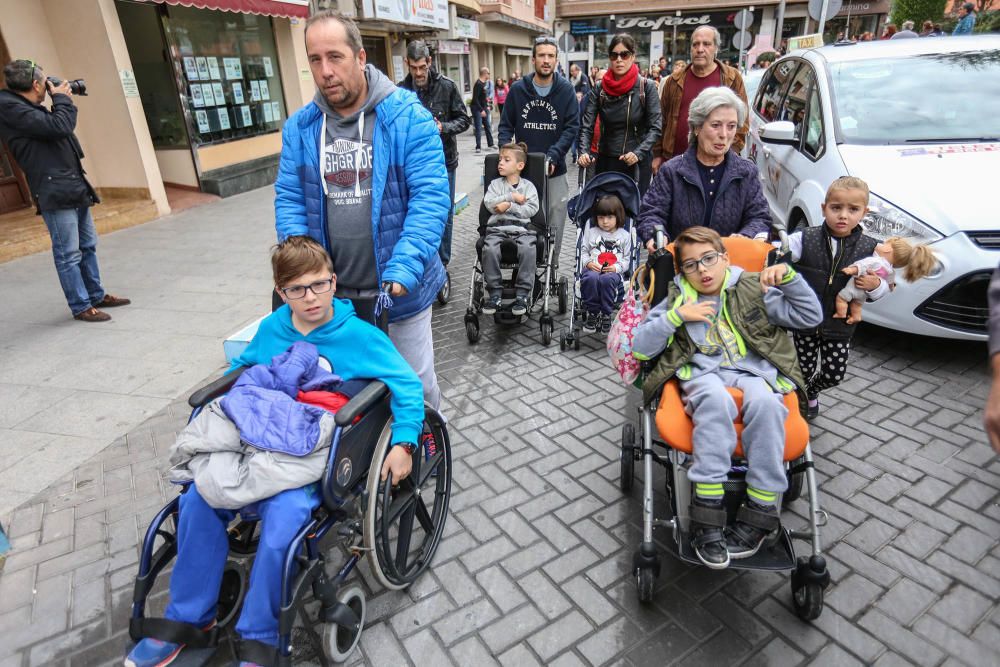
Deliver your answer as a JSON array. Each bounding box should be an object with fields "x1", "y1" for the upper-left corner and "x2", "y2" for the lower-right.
[
  {"x1": 166, "y1": 484, "x2": 320, "y2": 646},
  {"x1": 41, "y1": 206, "x2": 105, "y2": 315},
  {"x1": 472, "y1": 108, "x2": 493, "y2": 149},
  {"x1": 440, "y1": 169, "x2": 456, "y2": 265}
]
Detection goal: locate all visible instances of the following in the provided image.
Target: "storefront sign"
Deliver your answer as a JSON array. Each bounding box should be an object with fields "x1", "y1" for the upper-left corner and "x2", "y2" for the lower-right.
[
  {"x1": 453, "y1": 16, "x2": 479, "y2": 40},
  {"x1": 788, "y1": 33, "x2": 825, "y2": 50},
  {"x1": 835, "y1": 0, "x2": 891, "y2": 16},
  {"x1": 374, "y1": 0, "x2": 448, "y2": 30},
  {"x1": 507, "y1": 47, "x2": 533, "y2": 57},
  {"x1": 437, "y1": 40, "x2": 470, "y2": 55},
  {"x1": 614, "y1": 14, "x2": 713, "y2": 31}
]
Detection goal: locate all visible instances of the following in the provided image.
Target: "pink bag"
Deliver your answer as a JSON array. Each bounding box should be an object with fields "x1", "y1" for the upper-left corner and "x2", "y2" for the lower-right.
[{"x1": 607, "y1": 265, "x2": 653, "y2": 385}]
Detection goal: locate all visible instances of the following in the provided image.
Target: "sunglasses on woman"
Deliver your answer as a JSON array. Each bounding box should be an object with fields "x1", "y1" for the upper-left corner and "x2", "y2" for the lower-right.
[{"x1": 610, "y1": 50, "x2": 634, "y2": 61}]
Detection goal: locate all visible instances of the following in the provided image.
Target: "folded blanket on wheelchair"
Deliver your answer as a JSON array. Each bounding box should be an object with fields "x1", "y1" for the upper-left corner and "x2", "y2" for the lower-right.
[{"x1": 169, "y1": 341, "x2": 351, "y2": 510}]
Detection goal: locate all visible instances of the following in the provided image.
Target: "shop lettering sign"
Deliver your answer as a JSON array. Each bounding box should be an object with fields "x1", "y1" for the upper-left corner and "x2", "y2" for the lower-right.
[{"x1": 615, "y1": 15, "x2": 713, "y2": 31}]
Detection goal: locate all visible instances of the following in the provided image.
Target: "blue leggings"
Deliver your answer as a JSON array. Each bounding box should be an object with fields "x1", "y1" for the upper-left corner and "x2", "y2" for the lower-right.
[{"x1": 165, "y1": 484, "x2": 319, "y2": 646}]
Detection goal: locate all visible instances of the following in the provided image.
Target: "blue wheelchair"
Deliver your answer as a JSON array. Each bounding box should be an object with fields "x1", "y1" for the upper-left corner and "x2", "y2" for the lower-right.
[{"x1": 127, "y1": 362, "x2": 452, "y2": 665}]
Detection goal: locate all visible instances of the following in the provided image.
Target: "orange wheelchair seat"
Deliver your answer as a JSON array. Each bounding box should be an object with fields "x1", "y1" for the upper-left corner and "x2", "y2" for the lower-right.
[
  {"x1": 654, "y1": 236, "x2": 808, "y2": 461},
  {"x1": 655, "y1": 381, "x2": 809, "y2": 461}
]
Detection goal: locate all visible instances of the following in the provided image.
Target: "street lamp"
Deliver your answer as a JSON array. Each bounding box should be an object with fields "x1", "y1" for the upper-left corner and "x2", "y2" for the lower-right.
[{"x1": 671, "y1": 10, "x2": 681, "y2": 63}]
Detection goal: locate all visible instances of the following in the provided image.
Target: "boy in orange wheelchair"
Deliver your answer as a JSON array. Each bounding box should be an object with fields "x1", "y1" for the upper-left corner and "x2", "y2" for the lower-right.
[{"x1": 632, "y1": 227, "x2": 822, "y2": 569}]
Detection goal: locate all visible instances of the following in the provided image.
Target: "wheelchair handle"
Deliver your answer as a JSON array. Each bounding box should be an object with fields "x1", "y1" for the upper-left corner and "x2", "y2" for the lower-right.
[
  {"x1": 188, "y1": 366, "x2": 247, "y2": 408},
  {"x1": 335, "y1": 380, "x2": 388, "y2": 426}
]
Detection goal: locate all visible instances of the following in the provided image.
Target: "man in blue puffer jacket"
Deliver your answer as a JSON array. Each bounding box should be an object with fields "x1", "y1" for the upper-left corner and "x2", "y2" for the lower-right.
[{"x1": 275, "y1": 10, "x2": 448, "y2": 411}]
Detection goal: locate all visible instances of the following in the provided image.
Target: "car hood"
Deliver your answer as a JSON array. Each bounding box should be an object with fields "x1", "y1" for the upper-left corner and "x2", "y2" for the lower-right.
[{"x1": 838, "y1": 142, "x2": 1000, "y2": 234}]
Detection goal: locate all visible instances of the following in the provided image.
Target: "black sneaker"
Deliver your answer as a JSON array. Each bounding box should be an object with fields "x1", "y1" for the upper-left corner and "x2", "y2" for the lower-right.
[
  {"x1": 482, "y1": 294, "x2": 501, "y2": 315},
  {"x1": 599, "y1": 313, "x2": 613, "y2": 334},
  {"x1": 689, "y1": 498, "x2": 730, "y2": 569},
  {"x1": 511, "y1": 296, "x2": 528, "y2": 316},
  {"x1": 726, "y1": 501, "x2": 780, "y2": 559},
  {"x1": 582, "y1": 311, "x2": 598, "y2": 333}
]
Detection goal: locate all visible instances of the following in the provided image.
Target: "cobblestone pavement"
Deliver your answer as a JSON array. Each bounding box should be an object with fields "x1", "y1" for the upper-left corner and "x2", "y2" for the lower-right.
[{"x1": 1, "y1": 135, "x2": 998, "y2": 666}]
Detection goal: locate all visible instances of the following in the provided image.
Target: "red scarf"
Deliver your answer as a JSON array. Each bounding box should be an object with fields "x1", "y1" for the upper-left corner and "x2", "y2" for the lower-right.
[{"x1": 602, "y1": 63, "x2": 638, "y2": 97}]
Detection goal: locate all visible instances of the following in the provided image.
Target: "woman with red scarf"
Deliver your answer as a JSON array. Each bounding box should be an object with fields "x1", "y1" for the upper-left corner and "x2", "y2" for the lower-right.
[{"x1": 577, "y1": 34, "x2": 662, "y2": 194}]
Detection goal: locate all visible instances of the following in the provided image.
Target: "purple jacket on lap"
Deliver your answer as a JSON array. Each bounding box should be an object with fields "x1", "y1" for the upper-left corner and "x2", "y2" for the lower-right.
[{"x1": 637, "y1": 148, "x2": 772, "y2": 243}]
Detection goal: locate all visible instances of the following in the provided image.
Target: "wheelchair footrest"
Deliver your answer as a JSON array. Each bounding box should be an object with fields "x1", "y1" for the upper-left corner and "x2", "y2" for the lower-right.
[{"x1": 674, "y1": 527, "x2": 796, "y2": 571}]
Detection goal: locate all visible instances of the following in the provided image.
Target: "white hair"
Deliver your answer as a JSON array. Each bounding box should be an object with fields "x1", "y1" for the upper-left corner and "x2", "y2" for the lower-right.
[
  {"x1": 688, "y1": 86, "x2": 747, "y2": 144},
  {"x1": 691, "y1": 25, "x2": 721, "y2": 50}
]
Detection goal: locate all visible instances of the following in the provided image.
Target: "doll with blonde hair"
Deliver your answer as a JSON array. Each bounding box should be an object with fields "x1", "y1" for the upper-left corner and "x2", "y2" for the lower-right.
[{"x1": 835, "y1": 236, "x2": 937, "y2": 324}]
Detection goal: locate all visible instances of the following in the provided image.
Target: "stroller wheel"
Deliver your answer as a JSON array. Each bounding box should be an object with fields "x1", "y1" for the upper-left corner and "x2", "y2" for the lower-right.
[
  {"x1": 557, "y1": 276, "x2": 568, "y2": 314},
  {"x1": 464, "y1": 314, "x2": 480, "y2": 344},
  {"x1": 539, "y1": 316, "x2": 553, "y2": 346},
  {"x1": 636, "y1": 567, "x2": 656, "y2": 603},
  {"x1": 437, "y1": 271, "x2": 451, "y2": 305}
]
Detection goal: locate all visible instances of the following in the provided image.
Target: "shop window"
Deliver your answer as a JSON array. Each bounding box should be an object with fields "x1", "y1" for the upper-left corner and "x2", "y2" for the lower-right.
[
  {"x1": 755, "y1": 60, "x2": 799, "y2": 122},
  {"x1": 362, "y1": 36, "x2": 390, "y2": 80},
  {"x1": 158, "y1": 4, "x2": 287, "y2": 146}
]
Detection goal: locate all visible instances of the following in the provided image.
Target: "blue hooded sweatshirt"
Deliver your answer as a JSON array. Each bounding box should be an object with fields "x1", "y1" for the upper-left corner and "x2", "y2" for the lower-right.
[
  {"x1": 498, "y1": 72, "x2": 580, "y2": 177},
  {"x1": 230, "y1": 300, "x2": 424, "y2": 446}
]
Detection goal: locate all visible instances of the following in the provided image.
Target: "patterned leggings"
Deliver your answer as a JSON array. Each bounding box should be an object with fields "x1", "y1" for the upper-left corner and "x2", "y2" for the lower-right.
[{"x1": 793, "y1": 333, "x2": 851, "y2": 400}]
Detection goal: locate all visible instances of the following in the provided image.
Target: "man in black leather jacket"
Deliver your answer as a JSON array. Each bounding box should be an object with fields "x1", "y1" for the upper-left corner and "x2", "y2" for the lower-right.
[
  {"x1": 400, "y1": 41, "x2": 471, "y2": 267},
  {"x1": 0, "y1": 59, "x2": 129, "y2": 322}
]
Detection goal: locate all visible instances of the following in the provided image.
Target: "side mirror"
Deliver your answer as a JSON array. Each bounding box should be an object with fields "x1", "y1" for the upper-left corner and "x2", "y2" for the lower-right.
[{"x1": 759, "y1": 120, "x2": 798, "y2": 146}]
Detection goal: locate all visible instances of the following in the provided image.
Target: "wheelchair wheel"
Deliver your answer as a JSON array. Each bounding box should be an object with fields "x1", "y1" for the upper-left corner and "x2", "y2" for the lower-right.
[
  {"x1": 785, "y1": 456, "x2": 805, "y2": 503},
  {"x1": 636, "y1": 567, "x2": 656, "y2": 603},
  {"x1": 364, "y1": 415, "x2": 451, "y2": 590},
  {"x1": 216, "y1": 560, "x2": 248, "y2": 627},
  {"x1": 792, "y1": 581, "x2": 824, "y2": 621},
  {"x1": 540, "y1": 316, "x2": 553, "y2": 346},
  {"x1": 620, "y1": 424, "x2": 635, "y2": 493},
  {"x1": 557, "y1": 276, "x2": 568, "y2": 314},
  {"x1": 321, "y1": 586, "x2": 366, "y2": 663},
  {"x1": 437, "y1": 271, "x2": 451, "y2": 305}
]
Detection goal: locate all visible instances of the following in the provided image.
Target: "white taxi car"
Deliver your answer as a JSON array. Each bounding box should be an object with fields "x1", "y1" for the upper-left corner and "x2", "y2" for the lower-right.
[{"x1": 747, "y1": 35, "x2": 1000, "y2": 340}]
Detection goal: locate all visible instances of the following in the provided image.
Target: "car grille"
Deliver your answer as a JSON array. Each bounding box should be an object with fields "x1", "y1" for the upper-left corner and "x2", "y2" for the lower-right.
[
  {"x1": 967, "y1": 232, "x2": 1000, "y2": 250},
  {"x1": 914, "y1": 271, "x2": 991, "y2": 333}
]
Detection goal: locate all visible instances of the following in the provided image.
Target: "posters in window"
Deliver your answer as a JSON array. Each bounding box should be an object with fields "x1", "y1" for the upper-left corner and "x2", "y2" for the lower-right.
[
  {"x1": 263, "y1": 102, "x2": 274, "y2": 123},
  {"x1": 223, "y1": 58, "x2": 235, "y2": 79},
  {"x1": 202, "y1": 83, "x2": 216, "y2": 107},
  {"x1": 232, "y1": 82, "x2": 245, "y2": 104},
  {"x1": 270, "y1": 101, "x2": 280, "y2": 122},
  {"x1": 217, "y1": 107, "x2": 231, "y2": 130},
  {"x1": 207, "y1": 57, "x2": 221, "y2": 80},
  {"x1": 212, "y1": 83, "x2": 225, "y2": 105},
  {"x1": 190, "y1": 84, "x2": 204, "y2": 107},
  {"x1": 232, "y1": 59, "x2": 243, "y2": 79},
  {"x1": 183, "y1": 57, "x2": 199, "y2": 80},
  {"x1": 263, "y1": 57, "x2": 274, "y2": 78},
  {"x1": 196, "y1": 57, "x2": 209, "y2": 79},
  {"x1": 241, "y1": 105, "x2": 252, "y2": 127},
  {"x1": 250, "y1": 80, "x2": 261, "y2": 102},
  {"x1": 259, "y1": 80, "x2": 270, "y2": 101},
  {"x1": 195, "y1": 109, "x2": 210, "y2": 133}
]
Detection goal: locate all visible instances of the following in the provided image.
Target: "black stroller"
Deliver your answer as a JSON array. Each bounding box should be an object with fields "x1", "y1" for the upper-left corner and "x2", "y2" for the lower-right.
[{"x1": 560, "y1": 170, "x2": 642, "y2": 351}]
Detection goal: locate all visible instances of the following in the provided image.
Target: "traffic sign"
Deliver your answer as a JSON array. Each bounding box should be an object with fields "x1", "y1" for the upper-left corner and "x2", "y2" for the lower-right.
[
  {"x1": 807, "y1": 0, "x2": 843, "y2": 21},
  {"x1": 734, "y1": 9, "x2": 754, "y2": 30},
  {"x1": 732, "y1": 30, "x2": 753, "y2": 50}
]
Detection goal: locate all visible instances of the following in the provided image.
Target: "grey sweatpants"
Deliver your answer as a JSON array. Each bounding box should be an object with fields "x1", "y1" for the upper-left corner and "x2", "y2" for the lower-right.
[
  {"x1": 681, "y1": 369, "x2": 788, "y2": 494},
  {"x1": 482, "y1": 228, "x2": 536, "y2": 297},
  {"x1": 388, "y1": 305, "x2": 441, "y2": 413}
]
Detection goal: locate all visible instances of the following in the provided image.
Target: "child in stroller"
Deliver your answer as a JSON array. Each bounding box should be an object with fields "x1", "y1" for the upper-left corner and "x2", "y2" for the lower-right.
[{"x1": 580, "y1": 194, "x2": 633, "y2": 334}]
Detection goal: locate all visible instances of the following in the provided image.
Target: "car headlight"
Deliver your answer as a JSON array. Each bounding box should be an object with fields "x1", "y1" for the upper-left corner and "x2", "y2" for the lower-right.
[{"x1": 862, "y1": 194, "x2": 942, "y2": 244}]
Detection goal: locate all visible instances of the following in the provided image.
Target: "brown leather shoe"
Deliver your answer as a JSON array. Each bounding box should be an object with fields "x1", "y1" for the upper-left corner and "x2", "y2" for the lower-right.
[
  {"x1": 94, "y1": 294, "x2": 131, "y2": 308},
  {"x1": 73, "y1": 307, "x2": 111, "y2": 322}
]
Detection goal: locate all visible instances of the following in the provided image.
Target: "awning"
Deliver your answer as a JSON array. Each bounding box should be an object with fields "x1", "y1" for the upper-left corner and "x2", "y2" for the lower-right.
[
  {"x1": 150, "y1": 0, "x2": 309, "y2": 19},
  {"x1": 449, "y1": 0, "x2": 482, "y2": 15}
]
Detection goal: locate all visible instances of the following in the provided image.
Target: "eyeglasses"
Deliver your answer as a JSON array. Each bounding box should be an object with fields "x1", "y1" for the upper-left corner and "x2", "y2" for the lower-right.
[
  {"x1": 679, "y1": 252, "x2": 723, "y2": 274},
  {"x1": 534, "y1": 36, "x2": 557, "y2": 45},
  {"x1": 280, "y1": 278, "x2": 334, "y2": 300},
  {"x1": 610, "y1": 50, "x2": 634, "y2": 61}
]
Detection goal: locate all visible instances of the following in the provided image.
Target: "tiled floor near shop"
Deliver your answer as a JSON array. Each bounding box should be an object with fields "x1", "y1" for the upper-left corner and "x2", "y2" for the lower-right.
[{"x1": 1, "y1": 134, "x2": 997, "y2": 666}]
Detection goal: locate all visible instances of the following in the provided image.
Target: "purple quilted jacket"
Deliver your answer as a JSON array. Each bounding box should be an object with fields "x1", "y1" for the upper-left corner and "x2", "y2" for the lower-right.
[{"x1": 637, "y1": 148, "x2": 771, "y2": 243}]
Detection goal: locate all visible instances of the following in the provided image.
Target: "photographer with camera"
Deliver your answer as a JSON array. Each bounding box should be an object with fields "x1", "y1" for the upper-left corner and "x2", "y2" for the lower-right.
[{"x1": 0, "y1": 59, "x2": 129, "y2": 322}]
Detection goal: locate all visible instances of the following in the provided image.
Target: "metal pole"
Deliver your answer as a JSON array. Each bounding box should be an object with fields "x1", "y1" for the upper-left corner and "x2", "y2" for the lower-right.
[
  {"x1": 775, "y1": 0, "x2": 787, "y2": 50},
  {"x1": 818, "y1": 0, "x2": 831, "y2": 37}
]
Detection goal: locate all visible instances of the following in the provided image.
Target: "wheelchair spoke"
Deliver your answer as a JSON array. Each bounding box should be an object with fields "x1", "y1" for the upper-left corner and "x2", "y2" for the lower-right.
[
  {"x1": 416, "y1": 452, "x2": 443, "y2": 487},
  {"x1": 414, "y1": 495, "x2": 435, "y2": 534},
  {"x1": 384, "y1": 480, "x2": 417, "y2": 526},
  {"x1": 394, "y1": 499, "x2": 417, "y2": 574}
]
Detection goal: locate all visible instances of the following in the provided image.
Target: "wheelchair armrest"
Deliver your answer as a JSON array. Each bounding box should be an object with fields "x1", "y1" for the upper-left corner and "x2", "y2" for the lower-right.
[
  {"x1": 334, "y1": 381, "x2": 389, "y2": 427},
  {"x1": 187, "y1": 366, "x2": 248, "y2": 408}
]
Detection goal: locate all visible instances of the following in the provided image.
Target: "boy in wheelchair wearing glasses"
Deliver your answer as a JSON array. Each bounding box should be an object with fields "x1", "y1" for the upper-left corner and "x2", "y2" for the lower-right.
[
  {"x1": 632, "y1": 227, "x2": 822, "y2": 569},
  {"x1": 126, "y1": 236, "x2": 423, "y2": 667}
]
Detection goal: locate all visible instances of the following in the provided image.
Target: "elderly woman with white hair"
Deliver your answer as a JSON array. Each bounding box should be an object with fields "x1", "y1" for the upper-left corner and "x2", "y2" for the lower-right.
[{"x1": 637, "y1": 86, "x2": 771, "y2": 251}]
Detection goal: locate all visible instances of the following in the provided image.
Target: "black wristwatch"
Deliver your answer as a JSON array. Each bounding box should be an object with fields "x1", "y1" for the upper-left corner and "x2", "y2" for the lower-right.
[{"x1": 395, "y1": 442, "x2": 417, "y2": 455}]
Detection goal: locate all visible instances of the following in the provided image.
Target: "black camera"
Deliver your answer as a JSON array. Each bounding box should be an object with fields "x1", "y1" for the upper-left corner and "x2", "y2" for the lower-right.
[{"x1": 46, "y1": 76, "x2": 87, "y2": 96}]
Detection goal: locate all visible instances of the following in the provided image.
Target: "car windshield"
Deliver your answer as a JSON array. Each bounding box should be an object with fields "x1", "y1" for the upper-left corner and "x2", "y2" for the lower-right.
[{"x1": 829, "y1": 49, "x2": 1000, "y2": 143}]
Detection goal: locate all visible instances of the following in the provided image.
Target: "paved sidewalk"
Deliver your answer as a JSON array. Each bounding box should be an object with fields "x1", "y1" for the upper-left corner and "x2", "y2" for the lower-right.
[{"x1": 1, "y1": 132, "x2": 998, "y2": 666}]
